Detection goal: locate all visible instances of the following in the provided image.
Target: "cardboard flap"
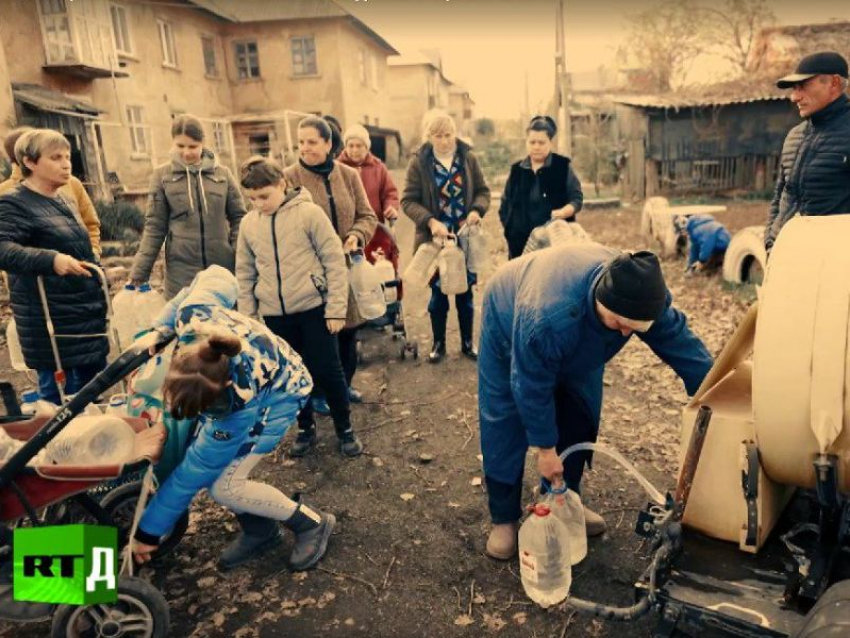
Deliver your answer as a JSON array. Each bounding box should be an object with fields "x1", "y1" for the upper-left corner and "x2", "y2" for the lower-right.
[{"x1": 688, "y1": 302, "x2": 758, "y2": 407}]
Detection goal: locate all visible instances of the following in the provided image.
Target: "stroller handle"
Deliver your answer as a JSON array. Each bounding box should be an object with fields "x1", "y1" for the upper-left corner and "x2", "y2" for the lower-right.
[{"x1": 0, "y1": 331, "x2": 176, "y2": 490}]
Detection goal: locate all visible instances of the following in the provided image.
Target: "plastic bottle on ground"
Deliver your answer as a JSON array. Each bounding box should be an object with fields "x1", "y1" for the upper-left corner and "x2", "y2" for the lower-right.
[
  {"x1": 6, "y1": 319, "x2": 28, "y2": 372},
  {"x1": 349, "y1": 253, "x2": 387, "y2": 320},
  {"x1": 518, "y1": 502, "x2": 572, "y2": 608},
  {"x1": 437, "y1": 238, "x2": 469, "y2": 295},
  {"x1": 403, "y1": 240, "x2": 442, "y2": 287},
  {"x1": 550, "y1": 489, "x2": 588, "y2": 565},
  {"x1": 20, "y1": 390, "x2": 58, "y2": 418}
]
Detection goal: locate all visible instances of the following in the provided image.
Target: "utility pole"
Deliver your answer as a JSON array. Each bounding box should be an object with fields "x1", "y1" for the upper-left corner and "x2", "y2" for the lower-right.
[{"x1": 554, "y1": 0, "x2": 572, "y2": 156}]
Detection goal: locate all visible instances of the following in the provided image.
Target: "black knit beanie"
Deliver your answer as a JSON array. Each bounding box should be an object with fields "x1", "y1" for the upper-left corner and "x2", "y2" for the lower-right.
[{"x1": 594, "y1": 251, "x2": 667, "y2": 321}]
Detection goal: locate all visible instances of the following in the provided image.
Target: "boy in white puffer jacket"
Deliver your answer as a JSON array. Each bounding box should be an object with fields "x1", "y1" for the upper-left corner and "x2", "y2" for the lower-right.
[{"x1": 236, "y1": 156, "x2": 362, "y2": 457}]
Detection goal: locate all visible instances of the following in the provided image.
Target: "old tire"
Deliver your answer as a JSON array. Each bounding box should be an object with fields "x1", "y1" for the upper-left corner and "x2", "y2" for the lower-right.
[
  {"x1": 640, "y1": 196, "x2": 670, "y2": 241},
  {"x1": 51, "y1": 576, "x2": 170, "y2": 638},
  {"x1": 722, "y1": 226, "x2": 767, "y2": 284}
]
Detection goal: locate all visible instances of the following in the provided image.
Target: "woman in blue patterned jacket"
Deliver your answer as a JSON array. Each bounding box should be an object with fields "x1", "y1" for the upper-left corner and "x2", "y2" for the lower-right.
[{"x1": 130, "y1": 265, "x2": 335, "y2": 572}]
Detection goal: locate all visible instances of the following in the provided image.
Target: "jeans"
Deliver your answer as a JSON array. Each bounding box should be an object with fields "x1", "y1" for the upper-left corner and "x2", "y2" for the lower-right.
[
  {"x1": 36, "y1": 358, "x2": 107, "y2": 405},
  {"x1": 209, "y1": 452, "x2": 299, "y2": 520}
]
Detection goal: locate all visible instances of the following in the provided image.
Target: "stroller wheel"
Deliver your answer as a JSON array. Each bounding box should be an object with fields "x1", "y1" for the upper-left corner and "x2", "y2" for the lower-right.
[
  {"x1": 51, "y1": 575, "x2": 169, "y2": 638},
  {"x1": 101, "y1": 482, "x2": 189, "y2": 557}
]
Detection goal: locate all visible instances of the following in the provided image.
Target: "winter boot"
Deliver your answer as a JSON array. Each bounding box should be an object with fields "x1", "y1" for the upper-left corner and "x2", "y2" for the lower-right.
[
  {"x1": 338, "y1": 429, "x2": 364, "y2": 458},
  {"x1": 282, "y1": 503, "x2": 336, "y2": 571},
  {"x1": 428, "y1": 310, "x2": 447, "y2": 364},
  {"x1": 290, "y1": 426, "x2": 318, "y2": 458},
  {"x1": 218, "y1": 513, "x2": 282, "y2": 571},
  {"x1": 458, "y1": 305, "x2": 478, "y2": 360}
]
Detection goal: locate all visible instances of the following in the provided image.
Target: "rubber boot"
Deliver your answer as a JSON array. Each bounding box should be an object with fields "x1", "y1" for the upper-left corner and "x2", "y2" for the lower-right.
[
  {"x1": 218, "y1": 513, "x2": 282, "y2": 571},
  {"x1": 458, "y1": 305, "x2": 478, "y2": 360},
  {"x1": 428, "y1": 310, "x2": 447, "y2": 364},
  {"x1": 282, "y1": 503, "x2": 336, "y2": 571}
]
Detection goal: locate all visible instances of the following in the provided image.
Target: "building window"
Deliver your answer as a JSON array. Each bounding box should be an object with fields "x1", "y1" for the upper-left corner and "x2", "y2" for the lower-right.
[
  {"x1": 358, "y1": 50, "x2": 367, "y2": 85},
  {"x1": 157, "y1": 19, "x2": 178, "y2": 68},
  {"x1": 110, "y1": 3, "x2": 133, "y2": 56},
  {"x1": 39, "y1": 0, "x2": 77, "y2": 63},
  {"x1": 249, "y1": 133, "x2": 270, "y2": 157},
  {"x1": 234, "y1": 41, "x2": 260, "y2": 79},
  {"x1": 126, "y1": 106, "x2": 148, "y2": 155},
  {"x1": 291, "y1": 36, "x2": 317, "y2": 76},
  {"x1": 201, "y1": 35, "x2": 218, "y2": 77},
  {"x1": 369, "y1": 53, "x2": 379, "y2": 89},
  {"x1": 211, "y1": 122, "x2": 227, "y2": 154}
]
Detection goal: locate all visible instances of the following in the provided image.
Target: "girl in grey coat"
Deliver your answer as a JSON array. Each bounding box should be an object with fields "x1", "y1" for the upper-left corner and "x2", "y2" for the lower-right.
[
  {"x1": 130, "y1": 115, "x2": 246, "y2": 299},
  {"x1": 236, "y1": 157, "x2": 362, "y2": 458}
]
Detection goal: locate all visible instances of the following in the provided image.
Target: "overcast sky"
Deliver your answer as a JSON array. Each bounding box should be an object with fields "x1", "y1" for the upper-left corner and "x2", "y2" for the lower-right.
[{"x1": 344, "y1": 0, "x2": 849, "y2": 119}]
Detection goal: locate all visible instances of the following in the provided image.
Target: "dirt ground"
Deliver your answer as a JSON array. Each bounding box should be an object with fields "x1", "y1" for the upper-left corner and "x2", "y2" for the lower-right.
[{"x1": 0, "y1": 193, "x2": 768, "y2": 638}]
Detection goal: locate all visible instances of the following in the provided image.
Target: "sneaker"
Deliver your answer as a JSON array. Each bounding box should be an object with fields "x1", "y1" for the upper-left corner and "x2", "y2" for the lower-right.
[
  {"x1": 313, "y1": 396, "x2": 330, "y2": 416},
  {"x1": 290, "y1": 428, "x2": 317, "y2": 457},
  {"x1": 348, "y1": 387, "x2": 363, "y2": 403},
  {"x1": 338, "y1": 431, "x2": 363, "y2": 457}
]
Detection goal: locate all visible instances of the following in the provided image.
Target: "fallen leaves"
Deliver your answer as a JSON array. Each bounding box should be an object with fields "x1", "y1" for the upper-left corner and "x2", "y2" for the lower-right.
[
  {"x1": 454, "y1": 614, "x2": 475, "y2": 626},
  {"x1": 400, "y1": 492, "x2": 415, "y2": 501}
]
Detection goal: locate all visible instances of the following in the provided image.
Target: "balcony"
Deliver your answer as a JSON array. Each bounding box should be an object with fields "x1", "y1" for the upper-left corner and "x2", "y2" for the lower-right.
[{"x1": 38, "y1": 0, "x2": 127, "y2": 80}]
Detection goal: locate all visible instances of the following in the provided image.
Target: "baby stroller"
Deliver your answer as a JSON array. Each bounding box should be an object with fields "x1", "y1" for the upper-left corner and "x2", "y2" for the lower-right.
[
  {"x1": 361, "y1": 221, "x2": 418, "y2": 361},
  {"x1": 0, "y1": 329, "x2": 182, "y2": 637}
]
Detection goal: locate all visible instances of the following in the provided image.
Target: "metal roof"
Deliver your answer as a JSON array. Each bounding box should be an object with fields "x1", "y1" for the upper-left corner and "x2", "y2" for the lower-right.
[
  {"x1": 187, "y1": 0, "x2": 398, "y2": 54},
  {"x1": 12, "y1": 83, "x2": 101, "y2": 117},
  {"x1": 613, "y1": 93, "x2": 788, "y2": 109}
]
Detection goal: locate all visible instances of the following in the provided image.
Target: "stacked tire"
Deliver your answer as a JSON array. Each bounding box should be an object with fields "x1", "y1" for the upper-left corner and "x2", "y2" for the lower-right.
[{"x1": 722, "y1": 226, "x2": 767, "y2": 285}]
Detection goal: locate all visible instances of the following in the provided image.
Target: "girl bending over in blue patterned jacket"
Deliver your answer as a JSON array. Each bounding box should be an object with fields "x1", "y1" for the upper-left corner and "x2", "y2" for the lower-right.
[{"x1": 130, "y1": 265, "x2": 335, "y2": 572}]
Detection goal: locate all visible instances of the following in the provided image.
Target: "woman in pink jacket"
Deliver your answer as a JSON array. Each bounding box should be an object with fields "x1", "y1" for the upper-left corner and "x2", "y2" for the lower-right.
[{"x1": 337, "y1": 125, "x2": 400, "y2": 224}]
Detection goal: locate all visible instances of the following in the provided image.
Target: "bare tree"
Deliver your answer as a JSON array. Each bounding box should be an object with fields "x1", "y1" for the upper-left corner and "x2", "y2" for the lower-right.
[
  {"x1": 698, "y1": 0, "x2": 776, "y2": 74},
  {"x1": 626, "y1": 0, "x2": 703, "y2": 93}
]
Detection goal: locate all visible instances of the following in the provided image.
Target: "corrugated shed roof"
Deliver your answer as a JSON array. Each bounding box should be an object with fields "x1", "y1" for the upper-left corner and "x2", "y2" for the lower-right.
[
  {"x1": 187, "y1": 0, "x2": 398, "y2": 53},
  {"x1": 12, "y1": 83, "x2": 101, "y2": 116},
  {"x1": 612, "y1": 78, "x2": 790, "y2": 110}
]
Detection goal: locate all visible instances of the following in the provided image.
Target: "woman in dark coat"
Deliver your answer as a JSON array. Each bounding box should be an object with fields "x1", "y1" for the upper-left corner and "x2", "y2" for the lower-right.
[
  {"x1": 499, "y1": 116, "x2": 584, "y2": 259},
  {"x1": 0, "y1": 129, "x2": 108, "y2": 403},
  {"x1": 402, "y1": 111, "x2": 490, "y2": 363}
]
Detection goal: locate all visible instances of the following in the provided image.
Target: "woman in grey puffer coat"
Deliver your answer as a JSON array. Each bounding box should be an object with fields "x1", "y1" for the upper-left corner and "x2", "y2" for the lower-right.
[{"x1": 130, "y1": 115, "x2": 246, "y2": 298}]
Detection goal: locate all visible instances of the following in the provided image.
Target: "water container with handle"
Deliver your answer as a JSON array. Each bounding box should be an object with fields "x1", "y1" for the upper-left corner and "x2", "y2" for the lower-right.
[
  {"x1": 458, "y1": 224, "x2": 490, "y2": 276},
  {"x1": 518, "y1": 500, "x2": 572, "y2": 608},
  {"x1": 438, "y1": 237, "x2": 469, "y2": 295},
  {"x1": 112, "y1": 283, "x2": 167, "y2": 350},
  {"x1": 543, "y1": 478, "x2": 588, "y2": 565},
  {"x1": 403, "y1": 240, "x2": 442, "y2": 287},
  {"x1": 20, "y1": 390, "x2": 58, "y2": 418},
  {"x1": 6, "y1": 319, "x2": 28, "y2": 372},
  {"x1": 349, "y1": 252, "x2": 387, "y2": 321},
  {"x1": 372, "y1": 254, "x2": 398, "y2": 304}
]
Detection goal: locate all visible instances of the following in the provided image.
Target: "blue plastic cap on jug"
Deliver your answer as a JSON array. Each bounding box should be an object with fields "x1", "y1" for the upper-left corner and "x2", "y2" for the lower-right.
[
  {"x1": 21, "y1": 390, "x2": 39, "y2": 404},
  {"x1": 139, "y1": 283, "x2": 152, "y2": 292},
  {"x1": 124, "y1": 283, "x2": 136, "y2": 291},
  {"x1": 350, "y1": 252, "x2": 364, "y2": 264}
]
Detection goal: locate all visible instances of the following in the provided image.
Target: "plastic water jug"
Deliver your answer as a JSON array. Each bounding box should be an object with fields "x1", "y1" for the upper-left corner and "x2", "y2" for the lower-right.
[
  {"x1": 548, "y1": 219, "x2": 591, "y2": 247},
  {"x1": 349, "y1": 253, "x2": 387, "y2": 321},
  {"x1": 523, "y1": 224, "x2": 552, "y2": 254},
  {"x1": 437, "y1": 238, "x2": 469, "y2": 295},
  {"x1": 42, "y1": 415, "x2": 136, "y2": 466},
  {"x1": 6, "y1": 319, "x2": 28, "y2": 372},
  {"x1": 65, "y1": 394, "x2": 103, "y2": 416},
  {"x1": 550, "y1": 488, "x2": 588, "y2": 565},
  {"x1": 20, "y1": 390, "x2": 58, "y2": 418},
  {"x1": 112, "y1": 284, "x2": 167, "y2": 350},
  {"x1": 403, "y1": 240, "x2": 442, "y2": 287},
  {"x1": 518, "y1": 502, "x2": 572, "y2": 608},
  {"x1": 373, "y1": 254, "x2": 398, "y2": 304},
  {"x1": 459, "y1": 225, "x2": 490, "y2": 276},
  {"x1": 105, "y1": 393, "x2": 129, "y2": 416}
]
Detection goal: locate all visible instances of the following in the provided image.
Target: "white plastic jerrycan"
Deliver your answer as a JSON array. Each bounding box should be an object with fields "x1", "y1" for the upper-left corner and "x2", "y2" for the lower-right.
[
  {"x1": 372, "y1": 254, "x2": 398, "y2": 304},
  {"x1": 437, "y1": 237, "x2": 469, "y2": 295},
  {"x1": 349, "y1": 252, "x2": 387, "y2": 321},
  {"x1": 518, "y1": 500, "x2": 572, "y2": 608}
]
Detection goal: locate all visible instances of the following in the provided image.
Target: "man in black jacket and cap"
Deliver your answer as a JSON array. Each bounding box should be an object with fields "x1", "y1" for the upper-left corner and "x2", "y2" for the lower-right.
[{"x1": 766, "y1": 51, "x2": 850, "y2": 252}]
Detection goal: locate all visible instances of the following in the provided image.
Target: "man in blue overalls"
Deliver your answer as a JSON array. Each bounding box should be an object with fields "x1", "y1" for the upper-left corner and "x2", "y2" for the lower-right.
[{"x1": 479, "y1": 244, "x2": 713, "y2": 559}]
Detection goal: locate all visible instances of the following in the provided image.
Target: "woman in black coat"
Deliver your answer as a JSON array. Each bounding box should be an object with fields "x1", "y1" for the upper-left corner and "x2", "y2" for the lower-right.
[
  {"x1": 0, "y1": 129, "x2": 108, "y2": 403},
  {"x1": 499, "y1": 116, "x2": 584, "y2": 259}
]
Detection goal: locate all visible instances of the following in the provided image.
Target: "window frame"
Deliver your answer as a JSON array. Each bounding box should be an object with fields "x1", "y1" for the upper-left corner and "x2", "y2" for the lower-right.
[
  {"x1": 201, "y1": 34, "x2": 219, "y2": 78},
  {"x1": 109, "y1": 2, "x2": 133, "y2": 57},
  {"x1": 126, "y1": 105, "x2": 149, "y2": 156},
  {"x1": 290, "y1": 35, "x2": 318, "y2": 77},
  {"x1": 233, "y1": 39, "x2": 261, "y2": 80},
  {"x1": 156, "y1": 18, "x2": 178, "y2": 68}
]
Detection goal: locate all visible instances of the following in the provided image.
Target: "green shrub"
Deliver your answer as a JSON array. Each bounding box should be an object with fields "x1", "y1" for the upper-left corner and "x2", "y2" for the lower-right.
[{"x1": 95, "y1": 200, "x2": 145, "y2": 242}]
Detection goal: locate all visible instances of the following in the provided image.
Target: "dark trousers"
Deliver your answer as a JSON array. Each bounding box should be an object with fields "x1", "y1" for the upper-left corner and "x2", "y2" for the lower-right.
[
  {"x1": 263, "y1": 308, "x2": 352, "y2": 437},
  {"x1": 338, "y1": 328, "x2": 358, "y2": 386},
  {"x1": 37, "y1": 357, "x2": 107, "y2": 405},
  {"x1": 428, "y1": 277, "x2": 476, "y2": 344},
  {"x1": 486, "y1": 386, "x2": 597, "y2": 524}
]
